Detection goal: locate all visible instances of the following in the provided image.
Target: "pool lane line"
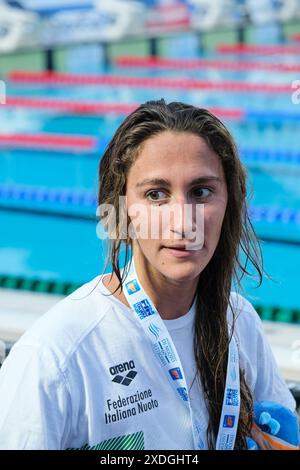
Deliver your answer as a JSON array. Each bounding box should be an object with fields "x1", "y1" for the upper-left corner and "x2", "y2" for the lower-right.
[
  {"x1": 0, "y1": 204, "x2": 96, "y2": 222},
  {"x1": 216, "y1": 44, "x2": 300, "y2": 55},
  {"x1": 3, "y1": 97, "x2": 244, "y2": 120},
  {"x1": 115, "y1": 56, "x2": 300, "y2": 73},
  {"x1": 8, "y1": 71, "x2": 292, "y2": 93}
]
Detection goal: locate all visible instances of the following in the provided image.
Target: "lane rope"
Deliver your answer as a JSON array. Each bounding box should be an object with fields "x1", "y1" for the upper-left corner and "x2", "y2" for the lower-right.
[
  {"x1": 0, "y1": 133, "x2": 98, "y2": 153},
  {"x1": 8, "y1": 71, "x2": 292, "y2": 93},
  {"x1": 216, "y1": 44, "x2": 300, "y2": 55},
  {"x1": 115, "y1": 55, "x2": 300, "y2": 73},
  {"x1": 0, "y1": 183, "x2": 300, "y2": 224},
  {"x1": 1, "y1": 133, "x2": 300, "y2": 165}
]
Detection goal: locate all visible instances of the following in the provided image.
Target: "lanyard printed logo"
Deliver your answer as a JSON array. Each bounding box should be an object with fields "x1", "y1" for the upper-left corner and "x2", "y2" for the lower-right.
[{"x1": 122, "y1": 257, "x2": 240, "y2": 450}]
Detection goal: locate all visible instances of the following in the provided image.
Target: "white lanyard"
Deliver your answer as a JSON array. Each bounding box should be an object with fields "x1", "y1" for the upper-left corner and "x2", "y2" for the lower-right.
[{"x1": 122, "y1": 256, "x2": 240, "y2": 450}]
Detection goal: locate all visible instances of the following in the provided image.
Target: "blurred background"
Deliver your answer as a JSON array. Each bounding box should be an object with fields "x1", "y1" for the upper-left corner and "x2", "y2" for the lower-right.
[{"x1": 0, "y1": 0, "x2": 299, "y2": 407}]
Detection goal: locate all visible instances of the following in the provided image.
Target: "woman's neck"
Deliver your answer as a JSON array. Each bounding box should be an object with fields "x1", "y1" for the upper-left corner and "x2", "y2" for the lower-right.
[{"x1": 132, "y1": 250, "x2": 198, "y2": 320}]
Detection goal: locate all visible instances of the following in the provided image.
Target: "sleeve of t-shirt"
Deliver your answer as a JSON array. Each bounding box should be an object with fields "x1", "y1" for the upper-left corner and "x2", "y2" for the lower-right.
[
  {"x1": 252, "y1": 313, "x2": 297, "y2": 411},
  {"x1": 233, "y1": 294, "x2": 297, "y2": 412},
  {"x1": 0, "y1": 342, "x2": 72, "y2": 449}
]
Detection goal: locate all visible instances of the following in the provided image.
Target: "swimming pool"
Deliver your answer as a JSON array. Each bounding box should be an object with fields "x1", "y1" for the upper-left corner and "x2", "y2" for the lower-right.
[{"x1": 0, "y1": 53, "x2": 300, "y2": 321}]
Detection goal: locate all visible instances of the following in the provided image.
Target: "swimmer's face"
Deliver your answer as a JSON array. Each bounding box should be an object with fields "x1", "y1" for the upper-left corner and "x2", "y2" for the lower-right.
[{"x1": 125, "y1": 131, "x2": 228, "y2": 282}]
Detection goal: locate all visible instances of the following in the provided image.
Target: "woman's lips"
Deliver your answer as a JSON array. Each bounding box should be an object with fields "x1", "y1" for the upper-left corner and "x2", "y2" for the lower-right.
[{"x1": 163, "y1": 246, "x2": 196, "y2": 258}]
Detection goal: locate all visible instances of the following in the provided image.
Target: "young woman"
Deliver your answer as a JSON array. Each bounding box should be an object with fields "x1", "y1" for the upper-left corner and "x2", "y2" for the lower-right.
[{"x1": 0, "y1": 99, "x2": 296, "y2": 450}]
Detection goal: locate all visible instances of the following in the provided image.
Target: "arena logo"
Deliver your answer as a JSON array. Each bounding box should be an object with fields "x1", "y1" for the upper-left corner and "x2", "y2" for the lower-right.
[{"x1": 109, "y1": 360, "x2": 137, "y2": 386}]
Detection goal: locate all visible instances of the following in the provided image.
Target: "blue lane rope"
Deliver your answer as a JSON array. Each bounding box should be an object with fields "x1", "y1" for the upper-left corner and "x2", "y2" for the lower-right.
[
  {"x1": 240, "y1": 148, "x2": 300, "y2": 164},
  {"x1": 0, "y1": 184, "x2": 300, "y2": 225},
  {"x1": 0, "y1": 185, "x2": 96, "y2": 207},
  {"x1": 245, "y1": 111, "x2": 300, "y2": 123}
]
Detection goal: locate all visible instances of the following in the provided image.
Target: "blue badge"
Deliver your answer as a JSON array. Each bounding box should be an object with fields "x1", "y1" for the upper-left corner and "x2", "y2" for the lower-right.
[
  {"x1": 177, "y1": 387, "x2": 188, "y2": 401},
  {"x1": 125, "y1": 279, "x2": 140, "y2": 294},
  {"x1": 148, "y1": 322, "x2": 160, "y2": 339},
  {"x1": 223, "y1": 415, "x2": 235, "y2": 428},
  {"x1": 169, "y1": 367, "x2": 183, "y2": 380},
  {"x1": 225, "y1": 388, "x2": 239, "y2": 406},
  {"x1": 133, "y1": 299, "x2": 155, "y2": 320}
]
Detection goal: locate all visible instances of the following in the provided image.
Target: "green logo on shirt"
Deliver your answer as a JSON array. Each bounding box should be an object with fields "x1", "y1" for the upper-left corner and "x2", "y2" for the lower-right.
[{"x1": 66, "y1": 430, "x2": 144, "y2": 450}]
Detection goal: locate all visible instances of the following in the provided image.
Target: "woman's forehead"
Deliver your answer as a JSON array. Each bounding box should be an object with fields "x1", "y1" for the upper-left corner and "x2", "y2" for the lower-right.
[
  {"x1": 129, "y1": 131, "x2": 224, "y2": 179},
  {"x1": 137, "y1": 130, "x2": 208, "y2": 154}
]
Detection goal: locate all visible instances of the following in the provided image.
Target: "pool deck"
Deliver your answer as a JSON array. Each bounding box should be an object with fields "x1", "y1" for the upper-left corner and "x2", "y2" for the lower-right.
[
  {"x1": 263, "y1": 320, "x2": 300, "y2": 382},
  {"x1": 0, "y1": 288, "x2": 299, "y2": 382},
  {"x1": 0, "y1": 288, "x2": 63, "y2": 342}
]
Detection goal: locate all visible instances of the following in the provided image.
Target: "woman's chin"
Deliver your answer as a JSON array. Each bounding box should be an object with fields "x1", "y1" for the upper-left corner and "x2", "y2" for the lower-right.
[{"x1": 159, "y1": 262, "x2": 201, "y2": 283}]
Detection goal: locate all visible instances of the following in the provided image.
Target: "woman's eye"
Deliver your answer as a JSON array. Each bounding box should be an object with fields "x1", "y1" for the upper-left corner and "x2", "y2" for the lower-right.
[
  {"x1": 145, "y1": 188, "x2": 212, "y2": 202},
  {"x1": 145, "y1": 190, "x2": 167, "y2": 202},
  {"x1": 193, "y1": 187, "x2": 212, "y2": 198}
]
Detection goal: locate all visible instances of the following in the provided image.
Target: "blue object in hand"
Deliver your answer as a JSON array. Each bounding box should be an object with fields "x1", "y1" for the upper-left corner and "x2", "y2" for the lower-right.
[{"x1": 247, "y1": 401, "x2": 300, "y2": 450}]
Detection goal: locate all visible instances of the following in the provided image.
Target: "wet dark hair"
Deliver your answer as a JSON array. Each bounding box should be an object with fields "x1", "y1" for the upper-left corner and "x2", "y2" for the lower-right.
[{"x1": 97, "y1": 99, "x2": 263, "y2": 449}]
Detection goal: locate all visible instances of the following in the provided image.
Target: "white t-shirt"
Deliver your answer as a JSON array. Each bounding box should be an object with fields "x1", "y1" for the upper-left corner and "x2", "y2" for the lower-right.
[{"x1": 0, "y1": 274, "x2": 296, "y2": 450}]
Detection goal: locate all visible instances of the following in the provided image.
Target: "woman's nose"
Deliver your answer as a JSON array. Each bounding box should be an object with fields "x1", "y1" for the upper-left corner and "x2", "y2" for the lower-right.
[{"x1": 168, "y1": 197, "x2": 195, "y2": 238}]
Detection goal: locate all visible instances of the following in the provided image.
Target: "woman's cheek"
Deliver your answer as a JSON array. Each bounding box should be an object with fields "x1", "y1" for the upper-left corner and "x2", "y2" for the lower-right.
[{"x1": 203, "y1": 210, "x2": 224, "y2": 247}]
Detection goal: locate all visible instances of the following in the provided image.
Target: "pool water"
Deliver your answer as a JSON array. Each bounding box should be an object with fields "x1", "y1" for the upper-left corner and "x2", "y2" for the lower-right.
[{"x1": 0, "y1": 57, "x2": 300, "y2": 315}]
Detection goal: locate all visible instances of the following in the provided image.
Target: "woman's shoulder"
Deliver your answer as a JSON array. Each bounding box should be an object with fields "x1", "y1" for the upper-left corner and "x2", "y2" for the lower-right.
[
  {"x1": 227, "y1": 292, "x2": 266, "y2": 372},
  {"x1": 228, "y1": 291, "x2": 263, "y2": 334}
]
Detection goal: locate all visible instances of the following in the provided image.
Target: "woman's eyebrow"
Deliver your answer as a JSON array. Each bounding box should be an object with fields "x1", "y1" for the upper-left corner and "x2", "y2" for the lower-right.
[{"x1": 135, "y1": 176, "x2": 222, "y2": 188}]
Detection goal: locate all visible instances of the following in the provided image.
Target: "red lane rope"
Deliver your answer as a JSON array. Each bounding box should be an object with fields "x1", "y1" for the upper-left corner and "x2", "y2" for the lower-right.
[
  {"x1": 8, "y1": 71, "x2": 291, "y2": 93},
  {"x1": 0, "y1": 133, "x2": 97, "y2": 151},
  {"x1": 115, "y1": 55, "x2": 300, "y2": 73},
  {"x1": 217, "y1": 44, "x2": 300, "y2": 55},
  {"x1": 5, "y1": 96, "x2": 244, "y2": 119},
  {"x1": 6, "y1": 97, "x2": 137, "y2": 114},
  {"x1": 206, "y1": 107, "x2": 244, "y2": 119}
]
